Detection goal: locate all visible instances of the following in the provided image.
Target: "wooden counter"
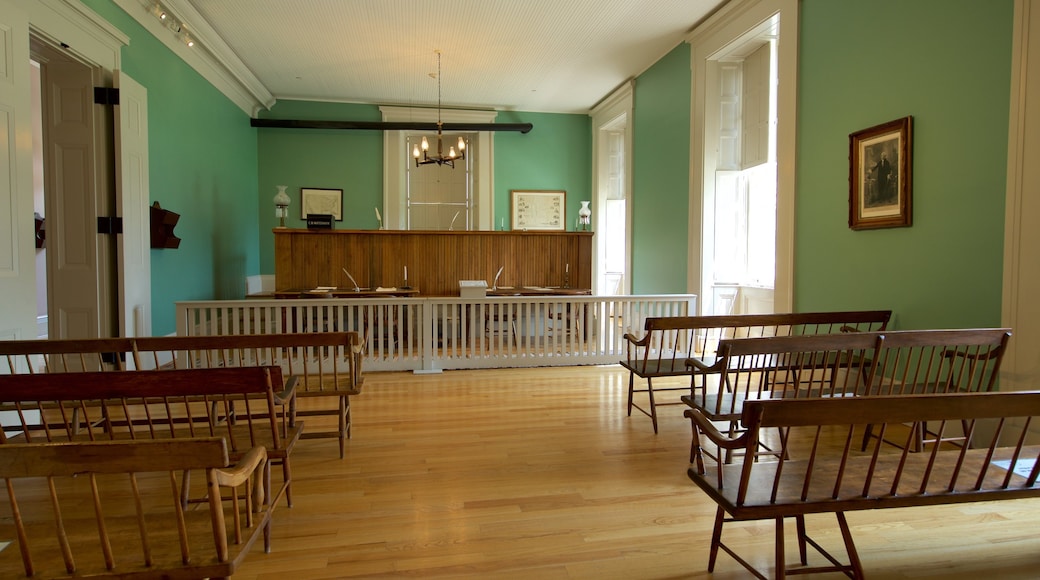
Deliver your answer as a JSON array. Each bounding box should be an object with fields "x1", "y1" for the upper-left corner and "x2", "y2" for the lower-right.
[{"x1": 274, "y1": 229, "x2": 593, "y2": 297}]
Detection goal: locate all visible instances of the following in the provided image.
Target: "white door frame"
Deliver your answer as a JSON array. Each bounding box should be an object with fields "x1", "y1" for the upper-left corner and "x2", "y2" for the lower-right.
[
  {"x1": 1001, "y1": 0, "x2": 1040, "y2": 394},
  {"x1": 590, "y1": 81, "x2": 634, "y2": 295},
  {"x1": 687, "y1": 0, "x2": 797, "y2": 314}
]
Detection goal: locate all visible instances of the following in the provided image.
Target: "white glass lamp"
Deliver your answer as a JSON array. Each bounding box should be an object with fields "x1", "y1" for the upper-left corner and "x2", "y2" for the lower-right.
[{"x1": 273, "y1": 185, "x2": 290, "y2": 228}]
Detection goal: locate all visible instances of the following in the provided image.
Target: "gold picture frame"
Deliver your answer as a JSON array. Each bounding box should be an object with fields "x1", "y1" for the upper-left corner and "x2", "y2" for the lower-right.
[
  {"x1": 510, "y1": 190, "x2": 565, "y2": 231},
  {"x1": 849, "y1": 116, "x2": 912, "y2": 230}
]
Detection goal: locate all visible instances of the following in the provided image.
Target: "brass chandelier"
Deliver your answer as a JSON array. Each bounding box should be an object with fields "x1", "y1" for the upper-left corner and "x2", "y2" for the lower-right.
[{"x1": 413, "y1": 51, "x2": 466, "y2": 168}]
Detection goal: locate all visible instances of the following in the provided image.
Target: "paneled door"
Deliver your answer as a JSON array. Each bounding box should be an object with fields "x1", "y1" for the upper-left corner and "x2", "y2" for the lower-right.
[{"x1": 0, "y1": 1, "x2": 36, "y2": 343}]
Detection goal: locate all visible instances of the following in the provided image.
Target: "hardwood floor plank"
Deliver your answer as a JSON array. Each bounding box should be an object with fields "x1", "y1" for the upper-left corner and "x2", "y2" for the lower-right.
[{"x1": 224, "y1": 366, "x2": 1040, "y2": 579}]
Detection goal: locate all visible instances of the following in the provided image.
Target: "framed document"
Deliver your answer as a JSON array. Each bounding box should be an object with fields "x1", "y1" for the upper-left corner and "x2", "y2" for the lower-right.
[
  {"x1": 511, "y1": 190, "x2": 565, "y2": 231},
  {"x1": 301, "y1": 188, "x2": 343, "y2": 221}
]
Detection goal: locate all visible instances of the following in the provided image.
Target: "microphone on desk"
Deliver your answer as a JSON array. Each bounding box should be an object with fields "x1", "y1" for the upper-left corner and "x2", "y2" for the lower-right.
[
  {"x1": 492, "y1": 266, "x2": 504, "y2": 291},
  {"x1": 449, "y1": 211, "x2": 461, "y2": 231},
  {"x1": 342, "y1": 268, "x2": 361, "y2": 292}
]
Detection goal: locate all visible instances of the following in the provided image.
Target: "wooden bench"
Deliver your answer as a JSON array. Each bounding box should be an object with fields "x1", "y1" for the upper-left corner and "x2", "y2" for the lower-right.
[
  {"x1": 0, "y1": 366, "x2": 302, "y2": 509},
  {"x1": 685, "y1": 391, "x2": 1040, "y2": 578},
  {"x1": 0, "y1": 331, "x2": 363, "y2": 458},
  {"x1": 619, "y1": 310, "x2": 892, "y2": 432},
  {"x1": 682, "y1": 328, "x2": 1012, "y2": 464},
  {"x1": 0, "y1": 438, "x2": 270, "y2": 579}
]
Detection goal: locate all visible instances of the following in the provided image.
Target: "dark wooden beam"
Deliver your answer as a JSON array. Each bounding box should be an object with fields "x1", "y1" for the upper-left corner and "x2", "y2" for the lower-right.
[{"x1": 250, "y1": 118, "x2": 533, "y2": 134}]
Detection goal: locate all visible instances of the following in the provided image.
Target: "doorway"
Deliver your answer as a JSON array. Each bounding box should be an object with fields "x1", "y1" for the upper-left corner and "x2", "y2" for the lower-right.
[{"x1": 30, "y1": 38, "x2": 116, "y2": 340}]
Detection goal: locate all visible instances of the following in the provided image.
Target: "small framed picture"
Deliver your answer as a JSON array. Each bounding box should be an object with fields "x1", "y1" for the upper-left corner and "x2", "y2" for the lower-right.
[
  {"x1": 301, "y1": 188, "x2": 343, "y2": 221},
  {"x1": 849, "y1": 116, "x2": 912, "y2": 230},
  {"x1": 511, "y1": 190, "x2": 565, "y2": 231}
]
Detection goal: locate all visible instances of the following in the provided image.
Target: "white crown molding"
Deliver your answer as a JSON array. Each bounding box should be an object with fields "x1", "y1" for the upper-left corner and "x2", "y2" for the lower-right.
[
  {"x1": 590, "y1": 79, "x2": 634, "y2": 120},
  {"x1": 111, "y1": 0, "x2": 274, "y2": 116}
]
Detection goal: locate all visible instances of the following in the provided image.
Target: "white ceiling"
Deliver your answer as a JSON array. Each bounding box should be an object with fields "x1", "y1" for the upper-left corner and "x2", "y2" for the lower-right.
[{"x1": 173, "y1": 0, "x2": 725, "y2": 114}]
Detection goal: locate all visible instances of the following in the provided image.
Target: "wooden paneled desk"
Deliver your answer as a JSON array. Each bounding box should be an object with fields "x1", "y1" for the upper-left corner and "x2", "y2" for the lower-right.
[
  {"x1": 273, "y1": 287, "x2": 420, "y2": 299},
  {"x1": 488, "y1": 286, "x2": 591, "y2": 296}
]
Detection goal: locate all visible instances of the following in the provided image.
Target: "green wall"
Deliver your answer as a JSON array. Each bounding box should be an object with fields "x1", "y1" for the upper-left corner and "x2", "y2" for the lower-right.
[
  {"x1": 255, "y1": 105, "x2": 591, "y2": 273},
  {"x1": 256, "y1": 101, "x2": 383, "y2": 271},
  {"x1": 795, "y1": 0, "x2": 1013, "y2": 330},
  {"x1": 631, "y1": 44, "x2": 691, "y2": 294},
  {"x1": 495, "y1": 111, "x2": 592, "y2": 230},
  {"x1": 86, "y1": 0, "x2": 261, "y2": 336}
]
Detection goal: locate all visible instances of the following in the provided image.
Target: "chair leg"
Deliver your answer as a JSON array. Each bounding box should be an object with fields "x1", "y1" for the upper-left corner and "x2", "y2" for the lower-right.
[
  {"x1": 647, "y1": 377, "x2": 659, "y2": 434},
  {"x1": 626, "y1": 372, "x2": 635, "y2": 416},
  {"x1": 707, "y1": 506, "x2": 725, "y2": 572},
  {"x1": 775, "y1": 516, "x2": 787, "y2": 579},
  {"x1": 282, "y1": 457, "x2": 293, "y2": 508},
  {"x1": 339, "y1": 395, "x2": 349, "y2": 459},
  {"x1": 836, "y1": 512, "x2": 864, "y2": 579},
  {"x1": 795, "y1": 515, "x2": 808, "y2": 565}
]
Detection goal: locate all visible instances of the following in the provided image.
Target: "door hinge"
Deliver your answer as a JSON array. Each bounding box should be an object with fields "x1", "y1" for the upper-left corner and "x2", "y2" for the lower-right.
[
  {"x1": 94, "y1": 87, "x2": 119, "y2": 106},
  {"x1": 97, "y1": 216, "x2": 123, "y2": 235}
]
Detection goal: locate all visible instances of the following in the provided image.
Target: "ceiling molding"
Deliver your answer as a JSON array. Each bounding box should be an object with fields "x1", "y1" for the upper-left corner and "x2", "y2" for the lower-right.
[{"x1": 111, "y1": 0, "x2": 274, "y2": 115}]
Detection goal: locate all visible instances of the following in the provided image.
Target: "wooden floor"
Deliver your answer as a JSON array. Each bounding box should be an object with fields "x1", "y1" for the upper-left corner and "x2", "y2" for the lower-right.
[{"x1": 234, "y1": 365, "x2": 1040, "y2": 579}]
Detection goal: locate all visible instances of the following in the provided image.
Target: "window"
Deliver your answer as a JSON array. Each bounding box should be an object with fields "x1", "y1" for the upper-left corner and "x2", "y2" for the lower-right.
[{"x1": 405, "y1": 133, "x2": 473, "y2": 230}]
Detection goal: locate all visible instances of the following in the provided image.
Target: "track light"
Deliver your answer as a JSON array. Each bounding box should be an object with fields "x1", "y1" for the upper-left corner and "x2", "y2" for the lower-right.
[{"x1": 150, "y1": 1, "x2": 196, "y2": 48}]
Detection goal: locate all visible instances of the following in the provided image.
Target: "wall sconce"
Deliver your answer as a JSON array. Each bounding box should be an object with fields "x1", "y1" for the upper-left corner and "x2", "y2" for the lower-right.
[{"x1": 273, "y1": 185, "x2": 290, "y2": 228}]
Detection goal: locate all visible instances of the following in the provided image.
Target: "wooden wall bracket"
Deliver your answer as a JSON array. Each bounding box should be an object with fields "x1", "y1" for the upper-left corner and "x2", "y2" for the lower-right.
[{"x1": 150, "y1": 201, "x2": 181, "y2": 249}]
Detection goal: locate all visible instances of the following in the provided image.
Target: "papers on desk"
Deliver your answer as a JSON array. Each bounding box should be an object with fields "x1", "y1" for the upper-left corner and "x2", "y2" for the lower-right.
[
  {"x1": 375, "y1": 287, "x2": 397, "y2": 292},
  {"x1": 309, "y1": 286, "x2": 336, "y2": 293},
  {"x1": 522, "y1": 286, "x2": 552, "y2": 292}
]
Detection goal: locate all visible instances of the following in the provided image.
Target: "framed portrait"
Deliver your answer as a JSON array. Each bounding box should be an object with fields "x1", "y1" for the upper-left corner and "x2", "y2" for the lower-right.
[
  {"x1": 300, "y1": 188, "x2": 343, "y2": 221},
  {"x1": 511, "y1": 190, "x2": 565, "y2": 231},
  {"x1": 849, "y1": 116, "x2": 912, "y2": 230}
]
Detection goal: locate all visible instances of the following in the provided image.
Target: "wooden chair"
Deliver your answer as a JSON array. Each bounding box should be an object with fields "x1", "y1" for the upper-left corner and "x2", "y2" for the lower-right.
[
  {"x1": 857, "y1": 328, "x2": 1011, "y2": 451},
  {"x1": 0, "y1": 366, "x2": 301, "y2": 509},
  {"x1": 0, "y1": 332, "x2": 363, "y2": 459},
  {"x1": 684, "y1": 332, "x2": 884, "y2": 464},
  {"x1": 621, "y1": 311, "x2": 892, "y2": 433},
  {"x1": 685, "y1": 391, "x2": 1040, "y2": 578},
  {"x1": 0, "y1": 438, "x2": 270, "y2": 579}
]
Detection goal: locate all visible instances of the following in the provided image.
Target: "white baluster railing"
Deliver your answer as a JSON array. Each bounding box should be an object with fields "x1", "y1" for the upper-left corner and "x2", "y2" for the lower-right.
[{"x1": 176, "y1": 295, "x2": 696, "y2": 372}]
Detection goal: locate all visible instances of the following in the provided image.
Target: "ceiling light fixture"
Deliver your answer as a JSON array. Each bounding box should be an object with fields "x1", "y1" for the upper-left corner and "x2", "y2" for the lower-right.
[
  {"x1": 412, "y1": 51, "x2": 466, "y2": 168},
  {"x1": 149, "y1": 1, "x2": 196, "y2": 48}
]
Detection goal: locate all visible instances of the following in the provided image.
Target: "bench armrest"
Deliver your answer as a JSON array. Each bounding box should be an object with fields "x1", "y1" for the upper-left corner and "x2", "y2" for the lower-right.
[
  {"x1": 622, "y1": 332, "x2": 651, "y2": 347},
  {"x1": 686, "y1": 356, "x2": 725, "y2": 373},
  {"x1": 213, "y1": 445, "x2": 269, "y2": 506},
  {"x1": 275, "y1": 375, "x2": 298, "y2": 405},
  {"x1": 685, "y1": 408, "x2": 746, "y2": 450},
  {"x1": 214, "y1": 445, "x2": 267, "y2": 487}
]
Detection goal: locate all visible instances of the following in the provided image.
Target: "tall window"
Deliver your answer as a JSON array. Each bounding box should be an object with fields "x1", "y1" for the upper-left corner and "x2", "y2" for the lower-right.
[
  {"x1": 712, "y1": 39, "x2": 776, "y2": 290},
  {"x1": 405, "y1": 133, "x2": 473, "y2": 230}
]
